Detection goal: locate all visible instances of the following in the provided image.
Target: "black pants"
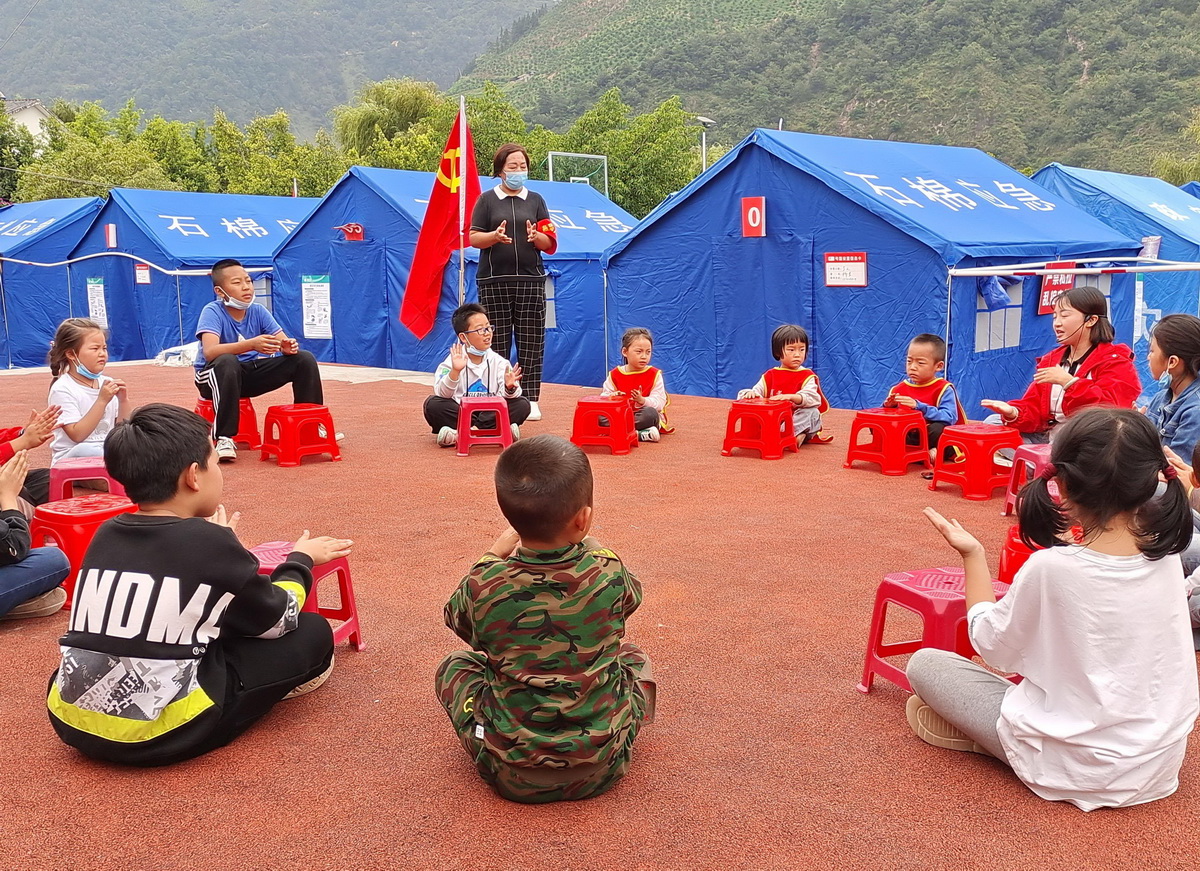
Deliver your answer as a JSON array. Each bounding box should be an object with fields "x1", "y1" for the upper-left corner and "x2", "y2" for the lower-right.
[
  {"x1": 50, "y1": 613, "x2": 334, "y2": 767},
  {"x1": 423, "y1": 395, "x2": 531, "y2": 432},
  {"x1": 195, "y1": 352, "x2": 324, "y2": 438},
  {"x1": 479, "y1": 279, "x2": 546, "y2": 401},
  {"x1": 907, "y1": 421, "x2": 951, "y2": 457}
]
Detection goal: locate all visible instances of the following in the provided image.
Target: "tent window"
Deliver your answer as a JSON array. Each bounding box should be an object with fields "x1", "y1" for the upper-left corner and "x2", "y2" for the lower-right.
[
  {"x1": 544, "y1": 276, "x2": 556, "y2": 330},
  {"x1": 254, "y1": 275, "x2": 272, "y2": 313},
  {"x1": 974, "y1": 281, "x2": 1022, "y2": 353}
]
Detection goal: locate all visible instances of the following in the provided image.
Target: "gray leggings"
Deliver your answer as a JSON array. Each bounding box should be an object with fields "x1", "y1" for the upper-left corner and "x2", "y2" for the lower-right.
[{"x1": 906, "y1": 648, "x2": 1014, "y2": 763}]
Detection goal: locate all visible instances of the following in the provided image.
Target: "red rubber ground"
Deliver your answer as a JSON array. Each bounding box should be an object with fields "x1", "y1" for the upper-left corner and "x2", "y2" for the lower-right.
[{"x1": 2, "y1": 364, "x2": 1195, "y2": 869}]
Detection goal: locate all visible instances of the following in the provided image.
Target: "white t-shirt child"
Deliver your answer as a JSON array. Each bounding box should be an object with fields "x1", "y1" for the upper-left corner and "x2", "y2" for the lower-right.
[{"x1": 48, "y1": 374, "x2": 119, "y2": 465}]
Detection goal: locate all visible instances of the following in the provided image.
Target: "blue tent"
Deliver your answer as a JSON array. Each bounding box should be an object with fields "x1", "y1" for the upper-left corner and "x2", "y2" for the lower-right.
[
  {"x1": 1033, "y1": 163, "x2": 1200, "y2": 395},
  {"x1": 0, "y1": 197, "x2": 102, "y2": 367},
  {"x1": 1182, "y1": 181, "x2": 1200, "y2": 199},
  {"x1": 271, "y1": 166, "x2": 634, "y2": 385},
  {"x1": 67, "y1": 189, "x2": 319, "y2": 361},
  {"x1": 602, "y1": 129, "x2": 1142, "y2": 413}
]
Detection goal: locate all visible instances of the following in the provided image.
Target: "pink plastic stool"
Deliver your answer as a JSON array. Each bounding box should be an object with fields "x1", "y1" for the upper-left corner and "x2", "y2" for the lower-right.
[
  {"x1": 49, "y1": 457, "x2": 127, "y2": 501},
  {"x1": 721, "y1": 399, "x2": 797, "y2": 460},
  {"x1": 455, "y1": 396, "x2": 513, "y2": 457},
  {"x1": 194, "y1": 397, "x2": 261, "y2": 449},
  {"x1": 260, "y1": 404, "x2": 341, "y2": 467},
  {"x1": 571, "y1": 395, "x2": 637, "y2": 455},
  {"x1": 29, "y1": 494, "x2": 137, "y2": 607},
  {"x1": 250, "y1": 540, "x2": 364, "y2": 650},
  {"x1": 1002, "y1": 443, "x2": 1054, "y2": 516},
  {"x1": 857, "y1": 566, "x2": 1011, "y2": 693},
  {"x1": 843, "y1": 407, "x2": 930, "y2": 475}
]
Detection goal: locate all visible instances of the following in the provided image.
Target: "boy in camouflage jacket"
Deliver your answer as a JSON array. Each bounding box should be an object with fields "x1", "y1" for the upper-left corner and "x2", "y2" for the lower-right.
[{"x1": 435, "y1": 434, "x2": 656, "y2": 803}]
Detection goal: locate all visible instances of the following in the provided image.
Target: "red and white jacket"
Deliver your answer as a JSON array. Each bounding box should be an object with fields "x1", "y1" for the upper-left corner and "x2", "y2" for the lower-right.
[{"x1": 1006, "y1": 342, "x2": 1141, "y2": 434}]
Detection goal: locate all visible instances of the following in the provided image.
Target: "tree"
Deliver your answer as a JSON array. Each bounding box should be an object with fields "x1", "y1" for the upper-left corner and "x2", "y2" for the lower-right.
[
  {"x1": 1153, "y1": 110, "x2": 1200, "y2": 184},
  {"x1": 333, "y1": 79, "x2": 443, "y2": 155},
  {"x1": 0, "y1": 114, "x2": 36, "y2": 203},
  {"x1": 14, "y1": 136, "x2": 177, "y2": 201}
]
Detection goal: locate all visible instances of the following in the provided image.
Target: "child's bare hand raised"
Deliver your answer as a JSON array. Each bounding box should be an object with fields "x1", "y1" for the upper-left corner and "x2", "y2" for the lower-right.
[
  {"x1": 504, "y1": 364, "x2": 523, "y2": 390},
  {"x1": 0, "y1": 451, "x2": 30, "y2": 504},
  {"x1": 99, "y1": 379, "x2": 123, "y2": 402},
  {"x1": 488, "y1": 526, "x2": 521, "y2": 558},
  {"x1": 292, "y1": 530, "x2": 354, "y2": 566},
  {"x1": 924, "y1": 507, "x2": 984, "y2": 557},
  {"x1": 207, "y1": 504, "x2": 241, "y2": 531},
  {"x1": 892, "y1": 395, "x2": 918, "y2": 409},
  {"x1": 629, "y1": 388, "x2": 645, "y2": 408},
  {"x1": 449, "y1": 341, "x2": 468, "y2": 375},
  {"x1": 14, "y1": 405, "x2": 61, "y2": 450}
]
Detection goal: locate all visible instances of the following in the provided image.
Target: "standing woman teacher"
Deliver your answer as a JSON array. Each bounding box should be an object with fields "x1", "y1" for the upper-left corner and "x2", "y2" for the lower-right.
[{"x1": 470, "y1": 143, "x2": 557, "y2": 421}]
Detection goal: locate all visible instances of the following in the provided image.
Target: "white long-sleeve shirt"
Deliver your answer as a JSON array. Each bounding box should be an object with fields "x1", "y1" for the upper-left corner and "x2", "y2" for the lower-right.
[
  {"x1": 433, "y1": 349, "x2": 521, "y2": 401},
  {"x1": 969, "y1": 545, "x2": 1199, "y2": 811}
]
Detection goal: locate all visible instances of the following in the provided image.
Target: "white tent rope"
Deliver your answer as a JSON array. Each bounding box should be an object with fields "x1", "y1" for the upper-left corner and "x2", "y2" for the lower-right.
[
  {"x1": 0, "y1": 250, "x2": 271, "y2": 276},
  {"x1": 950, "y1": 257, "x2": 1200, "y2": 277}
]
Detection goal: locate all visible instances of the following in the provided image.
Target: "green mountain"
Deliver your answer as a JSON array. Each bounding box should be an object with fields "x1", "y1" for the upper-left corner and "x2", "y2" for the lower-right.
[
  {"x1": 0, "y1": 0, "x2": 538, "y2": 136},
  {"x1": 455, "y1": 0, "x2": 1200, "y2": 173}
]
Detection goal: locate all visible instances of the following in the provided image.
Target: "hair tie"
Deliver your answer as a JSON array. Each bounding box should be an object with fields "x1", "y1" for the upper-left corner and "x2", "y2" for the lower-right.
[
  {"x1": 1039, "y1": 463, "x2": 1057, "y2": 481},
  {"x1": 1164, "y1": 465, "x2": 1179, "y2": 481}
]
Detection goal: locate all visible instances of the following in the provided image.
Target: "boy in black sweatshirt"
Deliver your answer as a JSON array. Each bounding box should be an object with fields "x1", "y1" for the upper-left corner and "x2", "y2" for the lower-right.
[{"x1": 47, "y1": 403, "x2": 352, "y2": 766}]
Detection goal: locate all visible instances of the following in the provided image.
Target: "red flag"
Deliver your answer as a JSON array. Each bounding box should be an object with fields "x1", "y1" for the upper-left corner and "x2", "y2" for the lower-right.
[{"x1": 399, "y1": 107, "x2": 481, "y2": 338}]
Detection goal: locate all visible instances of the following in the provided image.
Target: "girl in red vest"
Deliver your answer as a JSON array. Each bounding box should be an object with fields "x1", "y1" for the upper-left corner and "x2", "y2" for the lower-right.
[
  {"x1": 601, "y1": 328, "x2": 672, "y2": 442},
  {"x1": 737, "y1": 324, "x2": 832, "y2": 444}
]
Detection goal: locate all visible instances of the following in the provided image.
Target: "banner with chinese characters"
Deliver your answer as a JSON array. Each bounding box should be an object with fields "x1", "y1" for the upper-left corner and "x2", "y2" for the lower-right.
[
  {"x1": 1037, "y1": 262, "x2": 1076, "y2": 315},
  {"x1": 86, "y1": 278, "x2": 108, "y2": 327},
  {"x1": 301, "y1": 275, "x2": 332, "y2": 339},
  {"x1": 824, "y1": 252, "x2": 867, "y2": 287}
]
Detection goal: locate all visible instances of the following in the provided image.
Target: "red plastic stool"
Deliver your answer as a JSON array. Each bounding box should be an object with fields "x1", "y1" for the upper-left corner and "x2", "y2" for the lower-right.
[
  {"x1": 194, "y1": 397, "x2": 261, "y2": 449},
  {"x1": 857, "y1": 566, "x2": 1011, "y2": 693},
  {"x1": 721, "y1": 399, "x2": 797, "y2": 460},
  {"x1": 843, "y1": 407, "x2": 930, "y2": 475},
  {"x1": 1002, "y1": 443, "x2": 1053, "y2": 516},
  {"x1": 455, "y1": 396, "x2": 513, "y2": 457},
  {"x1": 927, "y1": 423, "x2": 1023, "y2": 501},
  {"x1": 997, "y1": 525, "x2": 1040, "y2": 585},
  {"x1": 250, "y1": 541, "x2": 364, "y2": 650},
  {"x1": 49, "y1": 457, "x2": 127, "y2": 501},
  {"x1": 29, "y1": 494, "x2": 137, "y2": 608},
  {"x1": 260, "y1": 404, "x2": 342, "y2": 467},
  {"x1": 571, "y1": 395, "x2": 637, "y2": 455}
]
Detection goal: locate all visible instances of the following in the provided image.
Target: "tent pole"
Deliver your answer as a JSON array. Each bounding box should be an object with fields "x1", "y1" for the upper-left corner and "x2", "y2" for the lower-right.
[
  {"x1": 944, "y1": 269, "x2": 954, "y2": 382},
  {"x1": 602, "y1": 267, "x2": 609, "y2": 374},
  {"x1": 177, "y1": 274, "x2": 184, "y2": 347},
  {"x1": 0, "y1": 263, "x2": 9, "y2": 368}
]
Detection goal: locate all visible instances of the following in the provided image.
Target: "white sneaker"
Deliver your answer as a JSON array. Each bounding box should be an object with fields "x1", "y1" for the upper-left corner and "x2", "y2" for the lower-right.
[
  {"x1": 526, "y1": 402, "x2": 542, "y2": 421},
  {"x1": 215, "y1": 436, "x2": 237, "y2": 461},
  {"x1": 510, "y1": 423, "x2": 521, "y2": 441},
  {"x1": 638, "y1": 426, "x2": 661, "y2": 442},
  {"x1": 437, "y1": 426, "x2": 458, "y2": 447},
  {"x1": 316, "y1": 424, "x2": 345, "y2": 442}
]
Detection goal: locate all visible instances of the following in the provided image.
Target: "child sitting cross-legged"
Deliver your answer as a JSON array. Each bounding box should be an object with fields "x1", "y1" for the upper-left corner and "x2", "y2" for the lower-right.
[
  {"x1": 435, "y1": 434, "x2": 656, "y2": 803},
  {"x1": 423, "y1": 303, "x2": 529, "y2": 448},
  {"x1": 47, "y1": 403, "x2": 352, "y2": 766},
  {"x1": 600, "y1": 327, "x2": 673, "y2": 442}
]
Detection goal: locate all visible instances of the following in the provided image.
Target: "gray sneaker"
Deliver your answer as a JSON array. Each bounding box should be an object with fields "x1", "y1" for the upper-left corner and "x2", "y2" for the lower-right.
[
  {"x1": 215, "y1": 436, "x2": 237, "y2": 461},
  {"x1": 510, "y1": 423, "x2": 521, "y2": 441},
  {"x1": 437, "y1": 426, "x2": 458, "y2": 447}
]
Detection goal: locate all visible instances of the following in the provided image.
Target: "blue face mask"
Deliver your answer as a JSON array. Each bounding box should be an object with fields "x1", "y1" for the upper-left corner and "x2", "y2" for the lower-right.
[
  {"x1": 503, "y1": 171, "x2": 527, "y2": 191},
  {"x1": 73, "y1": 357, "x2": 103, "y2": 380},
  {"x1": 1160, "y1": 371, "x2": 1174, "y2": 389}
]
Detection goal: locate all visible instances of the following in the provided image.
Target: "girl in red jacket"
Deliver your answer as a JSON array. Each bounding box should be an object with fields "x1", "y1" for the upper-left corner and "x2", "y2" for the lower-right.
[{"x1": 981, "y1": 286, "x2": 1140, "y2": 442}]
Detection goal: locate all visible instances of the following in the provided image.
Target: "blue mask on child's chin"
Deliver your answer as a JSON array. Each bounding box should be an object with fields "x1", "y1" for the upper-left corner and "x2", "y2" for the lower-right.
[{"x1": 74, "y1": 360, "x2": 103, "y2": 380}]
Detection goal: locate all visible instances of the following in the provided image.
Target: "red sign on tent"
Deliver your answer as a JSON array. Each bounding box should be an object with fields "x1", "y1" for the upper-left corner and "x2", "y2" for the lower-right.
[
  {"x1": 1038, "y1": 262, "x2": 1076, "y2": 315},
  {"x1": 741, "y1": 197, "x2": 766, "y2": 237}
]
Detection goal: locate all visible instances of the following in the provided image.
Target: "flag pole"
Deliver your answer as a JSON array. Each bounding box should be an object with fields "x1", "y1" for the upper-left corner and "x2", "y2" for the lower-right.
[{"x1": 458, "y1": 95, "x2": 467, "y2": 305}]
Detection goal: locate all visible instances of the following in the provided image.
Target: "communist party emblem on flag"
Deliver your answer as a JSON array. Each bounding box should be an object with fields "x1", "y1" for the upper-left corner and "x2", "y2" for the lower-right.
[{"x1": 399, "y1": 106, "x2": 481, "y2": 338}]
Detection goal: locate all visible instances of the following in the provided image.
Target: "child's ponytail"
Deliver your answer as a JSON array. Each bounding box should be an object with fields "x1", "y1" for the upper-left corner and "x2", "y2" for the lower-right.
[
  {"x1": 1135, "y1": 468, "x2": 1193, "y2": 561},
  {"x1": 1017, "y1": 466, "x2": 1071, "y2": 551}
]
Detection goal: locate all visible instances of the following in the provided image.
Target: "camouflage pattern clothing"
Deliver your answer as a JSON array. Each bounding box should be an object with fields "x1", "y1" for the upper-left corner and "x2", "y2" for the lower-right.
[{"x1": 435, "y1": 538, "x2": 655, "y2": 803}]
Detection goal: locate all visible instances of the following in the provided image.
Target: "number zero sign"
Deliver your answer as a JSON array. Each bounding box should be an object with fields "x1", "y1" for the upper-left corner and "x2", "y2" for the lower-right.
[{"x1": 741, "y1": 197, "x2": 766, "y2": 237}]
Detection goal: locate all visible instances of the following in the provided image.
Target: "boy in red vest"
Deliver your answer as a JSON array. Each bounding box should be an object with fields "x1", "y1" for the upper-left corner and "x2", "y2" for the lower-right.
[
  {"x1": 883, "y1": 333, "x2": 965, "y2": 470},
  {"x1": 737, "y1": 324, "x2": 832, "y2": 444}
]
